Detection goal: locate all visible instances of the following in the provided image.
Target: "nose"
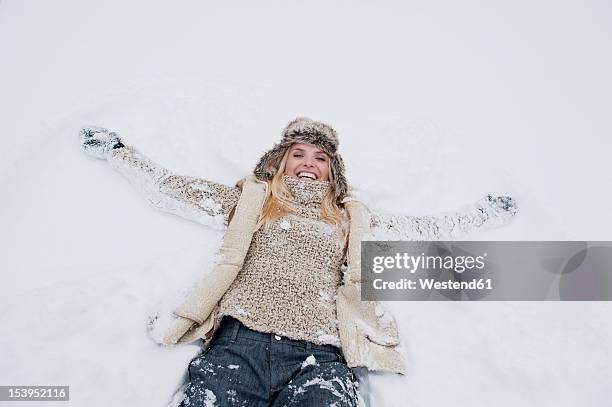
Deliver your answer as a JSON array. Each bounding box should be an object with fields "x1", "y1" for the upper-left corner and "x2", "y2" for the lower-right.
[{"x1": 304, "y1": 155, "x2": 316, "y2": 166}]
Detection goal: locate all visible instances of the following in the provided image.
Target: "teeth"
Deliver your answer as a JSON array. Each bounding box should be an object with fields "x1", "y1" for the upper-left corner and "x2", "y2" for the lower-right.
[{"x1": 298, "y1": 171, "x2": 317, "y2": 180}]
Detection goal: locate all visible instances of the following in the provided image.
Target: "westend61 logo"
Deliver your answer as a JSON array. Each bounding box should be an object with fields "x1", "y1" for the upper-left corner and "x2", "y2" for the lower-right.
[{"x1": 361, "y1": 241, "x2": 612, "y2": 301}]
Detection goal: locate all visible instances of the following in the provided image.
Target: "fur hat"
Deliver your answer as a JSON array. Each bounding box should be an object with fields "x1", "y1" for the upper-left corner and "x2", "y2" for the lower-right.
[{"x1": 253, "y1": 117, "x2": 349, "y2": 204}]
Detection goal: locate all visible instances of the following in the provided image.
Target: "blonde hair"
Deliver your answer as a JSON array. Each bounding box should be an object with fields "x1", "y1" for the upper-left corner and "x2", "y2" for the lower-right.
[{"x1": 255, "y1": 147, "x2": 350, "y2": 250}]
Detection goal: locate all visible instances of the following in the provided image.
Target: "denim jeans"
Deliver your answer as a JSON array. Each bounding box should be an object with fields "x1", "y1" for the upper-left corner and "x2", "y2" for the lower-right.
[{"x1": 179, "y1": 316, "x2": 360, "y2": 406}]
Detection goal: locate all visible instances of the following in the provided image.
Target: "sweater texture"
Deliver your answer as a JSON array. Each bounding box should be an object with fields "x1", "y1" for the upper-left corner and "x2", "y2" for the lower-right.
[{"x1": 218, "y1": 175, "x2": 347, "y2": 346}]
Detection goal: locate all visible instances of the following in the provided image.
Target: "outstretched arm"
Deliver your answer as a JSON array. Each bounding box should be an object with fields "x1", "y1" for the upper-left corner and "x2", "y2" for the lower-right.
[
  {"x1": 369, "y1": 195, "x2": 518, "y2": 240},
  {"x1": 80, "y1": 126, "x2": 241, "y2": 229}
]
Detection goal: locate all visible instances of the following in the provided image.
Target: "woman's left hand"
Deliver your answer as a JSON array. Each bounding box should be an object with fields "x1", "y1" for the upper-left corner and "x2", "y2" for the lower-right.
[
  {"x1": 474, "y1": 194, "x2": 519, "y2": 228},
  {"x1": 482, "y1": 194, "x2": 518, "y2": 216}
]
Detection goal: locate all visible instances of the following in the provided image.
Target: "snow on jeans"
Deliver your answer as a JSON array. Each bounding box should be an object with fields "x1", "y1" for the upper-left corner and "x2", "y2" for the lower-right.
[{"x1": 179, "y1": 316, "x2": 360, "y2": 407}]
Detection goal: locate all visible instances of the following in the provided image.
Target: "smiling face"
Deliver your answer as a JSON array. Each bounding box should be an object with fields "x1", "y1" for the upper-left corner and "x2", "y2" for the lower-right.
[{"x1": 284, "y1": 143, "x2": 331, "y2": 182}]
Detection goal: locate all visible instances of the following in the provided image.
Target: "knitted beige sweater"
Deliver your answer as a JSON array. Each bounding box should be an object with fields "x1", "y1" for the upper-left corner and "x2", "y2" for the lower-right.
[{"x1": 217, "y1": 175, "x2": 347, "y2": 346}]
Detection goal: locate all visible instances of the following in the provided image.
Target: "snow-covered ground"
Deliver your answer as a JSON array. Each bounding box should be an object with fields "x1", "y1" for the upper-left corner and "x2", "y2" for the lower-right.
[{"x1": 1, "y1": 1, "x2": 610, "y2": 406}]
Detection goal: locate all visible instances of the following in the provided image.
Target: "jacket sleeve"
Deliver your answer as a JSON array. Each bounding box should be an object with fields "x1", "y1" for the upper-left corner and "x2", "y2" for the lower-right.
[
  {"x1": 108, "y1": 145, "x2": 242, "y2": 229},
  {"x1": 369, "y1": 195, "x2": 518, "y2": 241}
]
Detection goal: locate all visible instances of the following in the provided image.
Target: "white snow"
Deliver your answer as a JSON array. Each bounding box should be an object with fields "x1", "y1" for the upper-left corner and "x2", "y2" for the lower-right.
[
  {"x1": 166, "y1": 385, "x2": 188, "y2": 407},
  {"x1": 202, "y1": 389, "x2": 216, "y2": 407},
  {"x1": 233, "y1": 306, "x2": 249, "y2": 317},
  {"x1": 302, "y1": 376, "x2": 353, "y2": 401},
  {"x1": 227, "y1": 364, "x2": 240, "y2": 370},
  {"x1": 192, "y1": 183, "x2": 212, "y2": 193},
  {"x1": 302, "y1": 355, "x2": 318, "y2": 369},
  {"x1": 200, "y1": 197, "x2": 222, "y2": 213},
  {"x1": 1, "y1": 1, "x2": 611, "y2": 407},
  {"x1": 316, "y1": 334, "x2": 342, "y2": 347},
  {"x1": 226, "y1": 389, "x2": 237, "y2": 404},
  {"x1": 319, "y1": 289, "x2": 333, "y2": 303}
]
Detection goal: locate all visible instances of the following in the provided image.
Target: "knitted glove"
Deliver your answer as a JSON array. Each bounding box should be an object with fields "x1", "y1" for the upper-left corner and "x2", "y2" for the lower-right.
[
  {"x1": 475, "y1": 194, "x2": 519, "y2": 228},
  {"x1": 79, "y1": 126, "x2": 125, "y2": 160}
]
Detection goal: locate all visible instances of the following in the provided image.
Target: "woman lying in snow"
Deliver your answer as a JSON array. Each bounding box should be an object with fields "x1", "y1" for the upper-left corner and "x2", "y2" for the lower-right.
[{"x1": 79, "y1": 118, "x2": 518, "y2": 406}]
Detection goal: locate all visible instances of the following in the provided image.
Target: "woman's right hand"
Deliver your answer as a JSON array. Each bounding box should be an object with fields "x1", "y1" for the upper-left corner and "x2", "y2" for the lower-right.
[{"x1": 79, "y1": 126, "x2": 125, "y2": 160}]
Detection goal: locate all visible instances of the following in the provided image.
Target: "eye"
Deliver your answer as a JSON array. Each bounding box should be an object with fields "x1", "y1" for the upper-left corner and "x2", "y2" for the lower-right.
[
  {"x1": 316, "y1": 157, "x2": 326, "y2": 162},
  {"x1": 293, "y1": 154, "x2": 303, "y2": 158}
]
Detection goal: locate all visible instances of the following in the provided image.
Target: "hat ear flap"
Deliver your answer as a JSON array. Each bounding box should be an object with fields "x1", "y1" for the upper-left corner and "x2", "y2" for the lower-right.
[
  {"x1": 331, "y1": 154, "x2": 348, "y2": 204},
  {"x1": 253, "y1": 146, "x2": 287, "y2": 181}
]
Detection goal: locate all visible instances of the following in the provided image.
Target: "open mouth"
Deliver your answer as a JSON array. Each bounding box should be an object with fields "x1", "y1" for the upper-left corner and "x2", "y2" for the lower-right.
[{"x1": 297, "y1": 171, "x2": 317, "y2": 181}]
